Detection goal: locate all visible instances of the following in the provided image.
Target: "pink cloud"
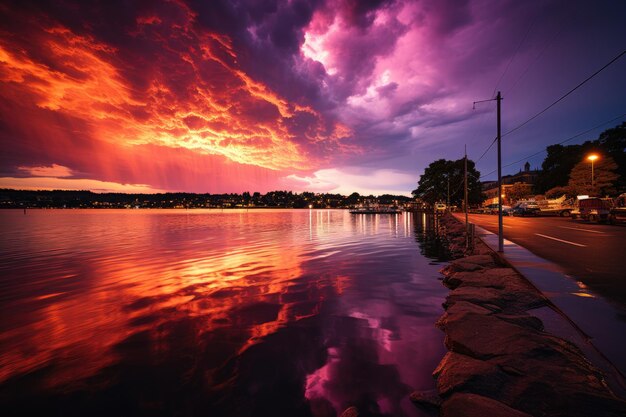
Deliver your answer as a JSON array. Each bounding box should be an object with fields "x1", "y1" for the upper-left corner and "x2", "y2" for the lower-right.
[
  {"x1": 0, "y1": 176, "x2": 166, "y2": 193},
  {"x1": 18, "y1": 164, "x2": 74, "y2": 178}
]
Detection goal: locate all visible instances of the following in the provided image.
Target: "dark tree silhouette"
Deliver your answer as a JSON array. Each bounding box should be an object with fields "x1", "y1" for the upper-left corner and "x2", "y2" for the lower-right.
[{"x1": 412, "y1": 158, "x2": 482, "y2": 206}]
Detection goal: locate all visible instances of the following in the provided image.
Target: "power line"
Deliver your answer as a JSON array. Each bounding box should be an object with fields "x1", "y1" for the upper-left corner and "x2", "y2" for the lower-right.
[
  {"x1": 506, "y1": 12, "x2": 567, "y2": 95},
  {"x1": 479, "y1": 112, "x2": 626, "y2": 180},
  {"x1": 474, "y1": 136, "x2": 497, "y2": 163},
  {"x1": 492, "y1": 17, "x2": 536, "y2": 98},
  {"x1": 502, "y1": 49, "x2": 626, "y2": 138}
]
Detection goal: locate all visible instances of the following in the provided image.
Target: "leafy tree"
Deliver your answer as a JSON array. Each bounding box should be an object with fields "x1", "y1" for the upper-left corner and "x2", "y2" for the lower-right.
[
  {"x1": 535, "y1": 122, "x2": 626, "y2": 194},
  {"x1": 346, "y1": 192, "x2": 360, "y2": 206},
  {"x1": 535, "y1": 144, "x2": 585, "y2": 193},
  {"x1": 568, "y1": 154, "x2": 619, "y2": 196},
  {"x1": 545, "y1": 185, "x2": 576, "y2": 199},
  {"x1": 596, "y1": 122, "x2": 626, "y2": 191},
  {"x1": 412, "y1": 158, "x2": 482, "y2": 206},
  {"x1": 506, "y1": 183, "x2": 533, "y2": 202}
]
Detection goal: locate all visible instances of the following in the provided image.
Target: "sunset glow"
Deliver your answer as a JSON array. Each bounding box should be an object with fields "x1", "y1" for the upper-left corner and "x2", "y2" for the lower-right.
[{"x1": 1, "y1": 0, "x2": 625, "y2": 193}]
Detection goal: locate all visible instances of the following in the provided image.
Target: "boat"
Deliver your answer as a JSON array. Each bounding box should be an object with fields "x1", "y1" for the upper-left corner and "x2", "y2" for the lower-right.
[{"x1": 349, "y1": 206, "x2": 401, "y2": 214}]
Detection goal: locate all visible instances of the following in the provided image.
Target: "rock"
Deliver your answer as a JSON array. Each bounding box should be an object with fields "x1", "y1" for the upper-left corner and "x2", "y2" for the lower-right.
[
  {"x1": 496, "y1": 313, "x2": 544, "y2": 331},
  {"x1": 340, "y1": 406, "x2": 358, "y2": 417},
  {"x1": 433, "y1": 352, "x2": 508, "y2": 397},
  {"x1": 434, "y1": 213, "x2": 626, "y2": 417},
  {"x1": 443, "y1": 268, "x2": 520, "y2": 290},
  {"x1": 438, "y1": 310, "x2": 569, "y2": 360},
  {"x1": 449, "y1": 254, "x2": 498, "y2": 271},
  {"x1": 441, "y1": 393, "x2": 532, "y2": 417},
  {"x1": 444, "y1": 300, "x2": 493, "y2": 316},
  {"x1": 443, "y1": 284, "x2": 546, "y2": 312},
  {"x1": 409, "y1": 390, "x2": 442, "y2": 408}
]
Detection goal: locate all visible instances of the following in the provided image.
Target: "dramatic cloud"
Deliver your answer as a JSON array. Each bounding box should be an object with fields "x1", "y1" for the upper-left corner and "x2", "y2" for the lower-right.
[
  {"x1": 284, "y1": 167, "x2": 416, "y2": 196},
  {"x1": 19, "y1": 164, "x2": 74, "y2": 178},
  {"x1": 1, "y1": 0, "x2": 625, "y2": 193},
  {"x1": 0, "y1": 176, "x2": 165, "y2": 193}
]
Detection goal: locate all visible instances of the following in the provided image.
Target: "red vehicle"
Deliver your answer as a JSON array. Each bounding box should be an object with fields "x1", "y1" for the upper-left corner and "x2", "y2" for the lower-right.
[
  {"x1": 576, "y1": 197, "x2": 614, "y2": 223},
  {"x1": 609, "y1": 193, "x2": 626, "y2": 224}
]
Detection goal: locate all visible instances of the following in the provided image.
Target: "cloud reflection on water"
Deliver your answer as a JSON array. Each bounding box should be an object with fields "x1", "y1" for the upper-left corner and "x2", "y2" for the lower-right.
[{"x1": 0, "y1": 210, "x2": 446, "y2": 416}]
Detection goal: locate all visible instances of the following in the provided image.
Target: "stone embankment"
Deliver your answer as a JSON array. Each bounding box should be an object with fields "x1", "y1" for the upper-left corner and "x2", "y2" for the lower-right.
[{"x1": 411, "y1": 213, "x2": 626, "y2": 417}]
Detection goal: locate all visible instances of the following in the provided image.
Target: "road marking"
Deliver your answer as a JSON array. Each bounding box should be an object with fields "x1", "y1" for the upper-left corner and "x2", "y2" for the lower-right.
[
  {"x1": 479, "y1": 221, "x2": 512, "y2": 229},
  {"x1": 558, "y1": 226, "x2": 605, "y2": 234},
  {"x1": 534, "y1": 233, "x2": 587, "y2": 247}
]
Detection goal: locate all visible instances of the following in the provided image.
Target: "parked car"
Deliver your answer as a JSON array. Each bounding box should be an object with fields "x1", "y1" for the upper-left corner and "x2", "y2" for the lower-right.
[
  {"x1": 510, "y1": 201, "x2": 541, "y2": 216},
  {"x1": 576, "y1": 197, "x2": 613, "y2": 223},
  {"x1": 609, "y1": 193, "x2": 626, "y2": 224},
  {"x1": 482, "y1": 203, "x2": 511, "y2": 215}
]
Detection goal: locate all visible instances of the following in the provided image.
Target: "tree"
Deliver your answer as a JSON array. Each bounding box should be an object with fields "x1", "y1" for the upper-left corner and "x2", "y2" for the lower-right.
[
  {"x1": 535, "y1": 122, "x2": 626, "y2": 194},
  {"x1": 596, "y1": 122, "x2": 626, "y2": 191},
  {"x1": 535, "y1": 144, "x2": 584, "y2": 193},
  {"x1": 545, "y1": 185, "x2": 576, "y2": 199},
  {"x1": 568, "y1": 154, "x2": 619, "y2": 196},
  {"x1": 412, "y1": 158, "x2": 482, "y2": 206},
  {"x1": 346, "y1": 192, "x2": 360, "y2": 206},
  {"x1": 506, "y1": 183, "x2": 533, "y2": 202}
]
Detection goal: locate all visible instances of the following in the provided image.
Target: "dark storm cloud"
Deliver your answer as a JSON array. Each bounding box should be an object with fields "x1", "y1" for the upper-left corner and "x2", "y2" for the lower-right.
[{"x1": 2, "y1": 0, "x2": 625, "y2": 194}]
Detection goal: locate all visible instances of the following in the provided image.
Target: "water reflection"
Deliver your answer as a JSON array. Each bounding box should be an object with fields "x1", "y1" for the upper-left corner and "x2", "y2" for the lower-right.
[
  {"x1": 0, "y1": 209, "x2": 447, "y2": 416},
  {"x1": 412, "y1": 212, "x2": 451, "y2": 262}
]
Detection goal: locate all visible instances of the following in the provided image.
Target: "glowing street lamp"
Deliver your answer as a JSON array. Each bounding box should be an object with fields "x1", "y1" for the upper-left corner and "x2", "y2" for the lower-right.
[{"x1": 587, "y1": 154, "x2": 599, "y2": 194}]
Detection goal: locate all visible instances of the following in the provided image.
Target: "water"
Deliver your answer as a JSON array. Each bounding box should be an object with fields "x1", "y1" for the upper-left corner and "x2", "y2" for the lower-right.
[{"x1": 0, "y1": 209, "x2": 448, "y2": 417}]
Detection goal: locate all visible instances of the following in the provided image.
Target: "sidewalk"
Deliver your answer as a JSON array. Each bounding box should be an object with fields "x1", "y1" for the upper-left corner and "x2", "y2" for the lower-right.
[{"x1": 473, "y1": 223, "x2": 626, "y2": 394}]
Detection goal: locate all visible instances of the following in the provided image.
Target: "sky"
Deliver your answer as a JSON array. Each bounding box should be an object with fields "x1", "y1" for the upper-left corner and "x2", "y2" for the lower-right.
[{"x1": 1, "y1": 0, "x2": 625, "y2": 196}]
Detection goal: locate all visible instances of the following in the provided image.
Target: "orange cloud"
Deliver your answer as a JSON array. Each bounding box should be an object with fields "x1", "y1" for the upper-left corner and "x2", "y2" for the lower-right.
[
  {"x1": 0, "y1": 3, "x2": 352, "y2": 173},
  {"x1": 18, "y1": 164, "x2": 74, "y2": 177},
  {"x1": 0, "y1": 176, "x2": 165, "y2": 193}
]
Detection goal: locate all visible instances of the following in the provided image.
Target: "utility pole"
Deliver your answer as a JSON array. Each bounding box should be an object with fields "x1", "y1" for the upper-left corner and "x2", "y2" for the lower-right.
[
  {"x1": 464, "y1": 145, "x2": 469, "y2": 249},
  {"x1": 447, "y1": 176, "x2": 450, "y2": 210},
  {"x1": 473, "y1": 92, "x2": 504, "y2": 252},
  {"x1": 496, "y1": 91, "x2": 503, "y2": 253}
]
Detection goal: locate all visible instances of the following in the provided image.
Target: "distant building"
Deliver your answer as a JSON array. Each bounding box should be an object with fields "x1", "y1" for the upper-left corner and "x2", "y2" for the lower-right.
[{"x1": 482, "y1": 162, "x2": 541, "y2": 205}]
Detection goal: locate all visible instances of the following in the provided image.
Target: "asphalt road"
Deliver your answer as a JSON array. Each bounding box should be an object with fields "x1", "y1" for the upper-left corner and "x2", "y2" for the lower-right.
[{"x1": 455, "y1": 213, "x2": 626, "y2": 309}]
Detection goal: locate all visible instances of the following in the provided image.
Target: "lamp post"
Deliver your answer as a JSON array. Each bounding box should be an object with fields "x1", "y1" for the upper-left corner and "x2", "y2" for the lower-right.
[{"x1": 587, "y1": 154, "x2": 599, "y2": 195}]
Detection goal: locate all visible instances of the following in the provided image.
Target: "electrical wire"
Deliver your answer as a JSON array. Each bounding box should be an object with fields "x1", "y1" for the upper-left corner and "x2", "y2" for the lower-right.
[
  {"x1": 502, "y1": 49, "x2": 626, "y2": 138},
  {"x1": 474, "y1": 136, "x2": 497, "y2": 164},
  {"x1": 492, "y1": 17, "x2": 536, "y2": 98},
  {"x1": 479, "y1": 112, "x2": 626, "y2": 180},
  {"x1": 506, "y1": 13, "x2": 566, "y2": 96}
]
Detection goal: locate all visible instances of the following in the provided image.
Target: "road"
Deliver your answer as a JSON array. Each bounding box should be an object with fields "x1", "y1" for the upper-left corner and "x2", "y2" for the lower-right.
[{"x1": 455, "y1": 213, "x2": 626, "y2": 308}]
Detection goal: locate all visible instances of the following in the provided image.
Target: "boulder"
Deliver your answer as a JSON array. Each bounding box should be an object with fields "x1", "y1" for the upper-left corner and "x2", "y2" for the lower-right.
[
  {"x1": 443, "y1": 268, "x2": 520, "y2": 290},
  {"x1": 438, "y1": 311, "x2": 570, "y2": 360},
  {"x1": 339, "y1": 406, "x2": 358, "y2": 417},
  {"x1": 443, "y1": 285, "x2": 546, "y2": 312},
  {"x1": 433, "y1": 352, "x2": 508, "y2": 397},
  {"x1": 441, "y1": 254, "x2": 498, "y2": 275},
  {"x1": 496, "y1": 313, "x2": 544, "y2": 331},
  {"x1": 441, "y1": 393, "x2": 532, "y2": 417},
  {"x1": 409, "y1": 389, "x2": 442, "y2": 409}
]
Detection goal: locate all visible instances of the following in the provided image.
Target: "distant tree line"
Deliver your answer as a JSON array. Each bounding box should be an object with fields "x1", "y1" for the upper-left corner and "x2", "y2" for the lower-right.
[{"x1": 0, "y1": 189, "x2": 413, "y2": 209}]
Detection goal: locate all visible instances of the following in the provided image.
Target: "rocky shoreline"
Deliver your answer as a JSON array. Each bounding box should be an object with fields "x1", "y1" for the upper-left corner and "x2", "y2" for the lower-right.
[{"x1": 410, "y1": 213, "x2": 626, "y2": 417}]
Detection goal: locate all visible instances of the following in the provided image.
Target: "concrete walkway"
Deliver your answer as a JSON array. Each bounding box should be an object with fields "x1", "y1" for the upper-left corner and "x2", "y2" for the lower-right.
[{"x1": 473, "y1": 224, "x2": 626, "y2": 395}]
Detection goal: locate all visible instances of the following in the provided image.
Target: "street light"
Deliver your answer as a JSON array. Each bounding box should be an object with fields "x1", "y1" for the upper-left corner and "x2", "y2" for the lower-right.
[{"x1": 587, "y1": 154, "x2": 599, "y2": 195}]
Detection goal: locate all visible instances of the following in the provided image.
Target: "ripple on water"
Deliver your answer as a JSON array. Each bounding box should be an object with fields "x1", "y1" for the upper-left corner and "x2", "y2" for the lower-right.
[{"x1": 0, "y1": 209, "x2": 447, "y2": 417}]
